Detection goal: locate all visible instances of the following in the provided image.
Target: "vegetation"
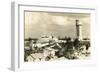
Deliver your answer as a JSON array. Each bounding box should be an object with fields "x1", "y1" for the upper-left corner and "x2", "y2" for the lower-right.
[{"x1": 24, "y1": 37, "x2": 91, "y2": 61}]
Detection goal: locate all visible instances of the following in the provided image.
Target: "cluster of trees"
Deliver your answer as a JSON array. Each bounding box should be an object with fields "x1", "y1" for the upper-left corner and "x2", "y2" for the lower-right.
[
  {"x1": 55, "y1": 37, "x2": 90, "y2": 59},
  {"x1": 58, "y1": 36, "x2": 90, "y2": 49},
  {"x1": 24, "y1": 37, "x2": 90, "y2": 61}
]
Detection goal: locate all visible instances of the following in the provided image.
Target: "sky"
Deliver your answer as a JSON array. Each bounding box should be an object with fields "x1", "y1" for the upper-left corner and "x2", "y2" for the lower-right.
[{"x1": 24, "y1": 11, "x2": 90, "y2": 39}]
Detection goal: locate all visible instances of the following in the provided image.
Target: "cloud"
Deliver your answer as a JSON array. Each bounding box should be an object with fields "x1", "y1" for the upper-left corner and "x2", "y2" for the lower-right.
[
  {"x1": 51, "y1": 16, "x2": 68, "y2": 26},
  {"x1": 25, "y1": 11, "x2": 90, "y2": 38},
  {"x1": 25, "y1": 12, "x2": 40, "y2": 25}
]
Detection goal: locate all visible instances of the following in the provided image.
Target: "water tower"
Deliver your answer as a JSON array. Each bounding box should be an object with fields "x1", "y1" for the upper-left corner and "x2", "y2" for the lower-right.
[{"x1": 75, "y1": 20, "x2": 83, "y2": 41}]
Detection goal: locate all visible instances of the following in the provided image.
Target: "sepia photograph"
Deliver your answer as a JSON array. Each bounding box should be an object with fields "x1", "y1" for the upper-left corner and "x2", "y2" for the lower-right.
[{"x1": 24, "y1": 11, "x2": 91, "y2": 62}]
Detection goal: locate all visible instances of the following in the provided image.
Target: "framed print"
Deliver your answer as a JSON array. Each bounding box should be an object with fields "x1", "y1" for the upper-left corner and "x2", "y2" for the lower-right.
[{"x1": 11, "y1": 1, "x2": 97, "y2": 71}]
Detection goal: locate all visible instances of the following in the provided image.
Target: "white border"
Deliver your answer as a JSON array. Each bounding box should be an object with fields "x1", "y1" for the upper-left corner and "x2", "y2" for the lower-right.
[{"x1": 11, "y1": 1, "x2": 97, "y2": 71}]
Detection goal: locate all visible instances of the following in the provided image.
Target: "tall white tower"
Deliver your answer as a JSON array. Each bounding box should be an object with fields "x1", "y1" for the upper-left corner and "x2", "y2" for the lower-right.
[{"x1": 76, "y1": 20, "x2": 83, "y2": 41}]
